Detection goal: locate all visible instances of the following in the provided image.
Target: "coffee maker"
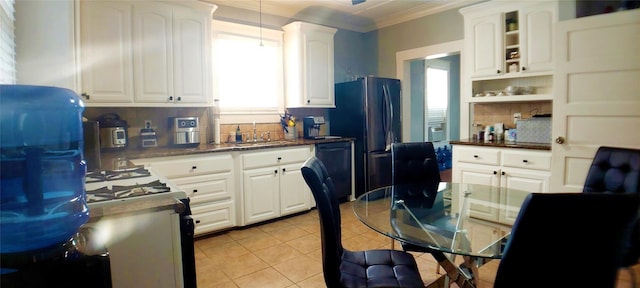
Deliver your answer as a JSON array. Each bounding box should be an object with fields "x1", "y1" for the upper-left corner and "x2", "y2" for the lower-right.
[{"x1": 303, "y1": 116, "x2": 325, "y2": 139}]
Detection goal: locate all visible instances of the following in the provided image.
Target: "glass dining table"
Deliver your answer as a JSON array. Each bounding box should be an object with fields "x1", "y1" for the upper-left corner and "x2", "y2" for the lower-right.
[{"x1": 353, "y1": 182, "x2": 531, "y2": 288}]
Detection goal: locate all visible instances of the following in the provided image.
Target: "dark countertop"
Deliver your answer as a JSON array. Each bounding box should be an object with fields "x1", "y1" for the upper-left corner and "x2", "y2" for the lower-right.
[
  {"x1": 450, "y1": 139, "x2": 551, "y2": 151},
  {"x1": 98, "y1": 137, "x2": 354, "y2": 170}
]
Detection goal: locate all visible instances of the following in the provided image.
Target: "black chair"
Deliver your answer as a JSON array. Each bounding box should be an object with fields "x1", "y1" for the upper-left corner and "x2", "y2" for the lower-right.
[
  {"x1": 390, "y1": 143, "x2": 442, "y2": 257},
  {"x1": 494, "y1": 192, "x2": 639, "y2": 288},
  {"x1": 301, "y1": 156, "x2": 425, "y2": 288},
  {"x1": 583, "y1": 146, "x2": 640, "y2": 285}
]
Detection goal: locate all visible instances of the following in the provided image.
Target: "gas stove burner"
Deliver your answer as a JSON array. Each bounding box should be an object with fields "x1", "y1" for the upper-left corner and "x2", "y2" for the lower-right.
[
  {"x1": 85, "y1": 179, "x2": 170, "y2": 203},
  {"x1": 85, "y1": 167, "x2": 151, "y2": 183}
]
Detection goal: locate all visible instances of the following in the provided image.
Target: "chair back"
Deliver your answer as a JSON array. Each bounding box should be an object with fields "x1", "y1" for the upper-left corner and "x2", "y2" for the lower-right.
[
  {"x1": 391, "y1": 142, "x2": 441, "y2": 185},
  {"x1": 583, "y1": 146, "x2": 640, "y2": 268},
  {"x1": 494, "y1": 192, "x2": 639, "y2": 288},
  {"x1": 583, "y1": 146, "x2": 640, "y2": 193},
  {"x1": 301, "y1": 156, "x2": 343, "y2": 287}
]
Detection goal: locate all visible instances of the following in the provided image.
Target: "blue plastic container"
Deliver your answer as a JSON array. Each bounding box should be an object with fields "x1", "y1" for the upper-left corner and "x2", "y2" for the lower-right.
[{"x1": 0, "y1": 85, "x2": 89, "y2": 253}]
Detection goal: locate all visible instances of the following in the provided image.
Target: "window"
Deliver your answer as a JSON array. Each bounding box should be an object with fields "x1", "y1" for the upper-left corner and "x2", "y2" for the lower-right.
[
  {"x1": 212, "y1": 20, "x2": 284, "y2": 123},
  {"x1": 0, "y1": 0, "x2": 15, "y2": 84}
]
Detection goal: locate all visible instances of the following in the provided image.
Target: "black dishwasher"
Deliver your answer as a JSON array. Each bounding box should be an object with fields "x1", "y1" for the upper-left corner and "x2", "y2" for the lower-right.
[{"x1": 316, "y1": 141, "x2": 352, "y2": 201}]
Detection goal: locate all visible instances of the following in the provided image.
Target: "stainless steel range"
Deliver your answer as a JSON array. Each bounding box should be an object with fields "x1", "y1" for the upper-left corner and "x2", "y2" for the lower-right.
[
  {"x1": 83, "y1": 166, "x2": 196, "y2": 288},
  {"x1": 84, "y1": 167, "x2": 176, "y2": 203}
]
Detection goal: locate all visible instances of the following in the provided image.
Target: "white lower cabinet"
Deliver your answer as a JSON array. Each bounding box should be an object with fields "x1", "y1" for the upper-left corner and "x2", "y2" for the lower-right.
[
  {"x1": 240, "y1": 146, "x2": 313, "y2": 225},
  {"x1": 452, "y1": 145, "x2": 551, "y2": 225},
  {"x1": 131, "y1": 153, "x2": 235, "y2": 236}
]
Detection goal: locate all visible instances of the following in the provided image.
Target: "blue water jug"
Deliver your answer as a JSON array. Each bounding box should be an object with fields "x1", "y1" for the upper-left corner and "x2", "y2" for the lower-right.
[{"x1": 0, "y1": 85, "x2": 89, "y2": 253}]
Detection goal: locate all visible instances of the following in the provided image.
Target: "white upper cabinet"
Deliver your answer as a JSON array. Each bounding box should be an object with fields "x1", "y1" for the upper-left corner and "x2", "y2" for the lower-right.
[
  {"x1": 519, "y1": 3, "x2": 556, "y2": 73},
  {"x1": 461, "y1": 1, "x2": 557, "y2": 79},
  {"x1": 283, "y1": 21, "x2": 337, "y2": 108},
  {"x1": 78, "y1": 0, "x2": 216, "y2": 107},
  {"x1": 469, "y1": 13, "x2": 503, "y2": 77},
  {"x1": 79, "y1": 1, "x2": 134, "y2": 103}
]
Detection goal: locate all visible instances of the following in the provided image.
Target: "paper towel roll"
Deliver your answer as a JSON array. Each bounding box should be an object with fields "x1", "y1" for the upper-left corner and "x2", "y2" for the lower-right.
[{"x1": 213, "y1": 119, "x2": 221, "y2": 144}]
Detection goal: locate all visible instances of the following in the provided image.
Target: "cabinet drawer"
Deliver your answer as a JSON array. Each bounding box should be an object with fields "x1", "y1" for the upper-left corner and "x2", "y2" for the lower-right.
[
  {"x1": 456, "y1": 148, "x2": 500, "y2": 165},
  {"x1": 191, "y1": 200, "x2": 235, "y2": 235},
  {"x1": 502, "y1": 150, "x2": 551, "y2": 171},
  {"x1": 171, "y1": 174, "x2": 233, "y2": 203},
  {"x1": 242, "y1": 146, "x2": 311, "y2": 169},
  {"x1": 139, "y1": 154, "x2": 233, "y2": 178}
]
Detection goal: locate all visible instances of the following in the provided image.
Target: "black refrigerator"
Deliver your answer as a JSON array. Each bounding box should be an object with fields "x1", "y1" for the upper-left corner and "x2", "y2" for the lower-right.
[{"x1": 329, "y1": 76, "x2": 401, "y2": 197}]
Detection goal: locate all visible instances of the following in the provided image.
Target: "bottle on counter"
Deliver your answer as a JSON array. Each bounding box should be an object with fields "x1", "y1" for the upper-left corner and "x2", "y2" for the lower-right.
[{"x1": 235, "y1": 125, "x2": 242, "y2": 143}]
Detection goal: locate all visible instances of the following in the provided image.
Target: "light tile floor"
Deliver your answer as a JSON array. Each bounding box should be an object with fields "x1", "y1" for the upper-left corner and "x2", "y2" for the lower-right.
[{"x1": 194, "y1": 201, "x2": 639, "y2": 288}]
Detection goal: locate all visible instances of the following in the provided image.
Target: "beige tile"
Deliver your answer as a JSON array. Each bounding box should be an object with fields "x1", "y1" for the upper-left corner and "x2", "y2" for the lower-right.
[
  {"x1": 285, "y1": 234, "x2": 321, "y2": 254},
  {"x1": 233, "y1": 267, "x2": 293, "y2": 288},
  {"x1": 201, "y1": 241, "x2": 251, "y2": 260},
  {"x1": 273, "y1": 254, "x2": 323, "y2": 283},
  {"x1": 267, "y1": 226, "x2": 310, "y2": 242},
  {"x1": 196, "y1": 263, "x2": 234, "y2": 287},
  {"x1": 221, "y1": 253, "x2": 270, "y2": 279},
  {"x1": 296, "y1": 273, "x2": 326, "y2": 288},
  {"x1": 195, "y1": 233, "x2": 234, "y2": 250},
  {"x1": 258, "y1": 218, "x2": 294, "y2": 233},
  {"x1": 254, "y1": 242, "x2": 305, "y2": 266},
  {"x1": 236, "y1": 231, "x2": 283, "y2": 252},
  {"x1": 228, "y1": 227, "x2": 268, "y2": 241}
]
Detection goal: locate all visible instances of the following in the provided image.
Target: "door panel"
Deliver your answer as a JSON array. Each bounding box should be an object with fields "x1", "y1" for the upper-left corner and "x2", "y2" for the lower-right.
[{"x1": 366, "y1": 151, "x2": 392, "y2": 194}]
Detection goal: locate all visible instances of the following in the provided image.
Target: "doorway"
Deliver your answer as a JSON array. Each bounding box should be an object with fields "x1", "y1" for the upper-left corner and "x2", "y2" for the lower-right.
[{"x1": 396, "y1": 40, "x2": 462, "y2": 144}]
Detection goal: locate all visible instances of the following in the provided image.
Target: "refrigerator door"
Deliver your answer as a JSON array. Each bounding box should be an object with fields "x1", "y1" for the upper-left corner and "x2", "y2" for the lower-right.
[
  {"x1": 367, "y1": 150, "x2": 392, "y2": 192},
  {"x1": 365, "y1": 77, "x2": 401, "y2": 153}
]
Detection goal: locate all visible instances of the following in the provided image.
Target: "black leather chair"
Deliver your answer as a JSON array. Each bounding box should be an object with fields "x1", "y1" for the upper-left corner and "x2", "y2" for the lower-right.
[
  {"x1": 301, "y1": 156, "x2": 425, "y2": 288},
  {"x1": 583, "y1": 146, "x2": 640, "y2": 285},
  {"x1": 494, "y1": 192, "x2": 639, "y2": 288},
  {"x1": 390, "y1": 143, "x2": 441, "y2": 256}
]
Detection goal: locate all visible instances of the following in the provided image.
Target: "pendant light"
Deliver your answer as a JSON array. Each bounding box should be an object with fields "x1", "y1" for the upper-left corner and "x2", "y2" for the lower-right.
[{"x1": 259, "y1": 0, "x2": 264, "y2": 47}]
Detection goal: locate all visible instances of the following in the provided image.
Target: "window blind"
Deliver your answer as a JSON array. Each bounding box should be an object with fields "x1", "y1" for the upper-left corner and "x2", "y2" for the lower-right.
[{"x1": 0, "y1": 0, "x2": 15, "y2": 84}]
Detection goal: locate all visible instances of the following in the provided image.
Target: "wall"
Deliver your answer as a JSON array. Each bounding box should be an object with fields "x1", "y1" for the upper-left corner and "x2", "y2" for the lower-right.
[{"x1": 372, "y1": 8, "x2": 465, "y2": 78}]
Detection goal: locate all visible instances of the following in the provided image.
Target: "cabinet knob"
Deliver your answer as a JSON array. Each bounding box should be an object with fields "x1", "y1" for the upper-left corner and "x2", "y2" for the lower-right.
[
  {"x1": 497, "y1": 69, "x2": 501, "y2": 74},
  {"x1": 274, "y1": 169, "x2": 278, "y2": 174},
  {"x1": 307, "y1": 99, "x2": 311, "y2": 104},
  {"x1": 277, "y1": 157, "x2": 282, "y2": 161},
  {"x1": 522, "y1": 66, "x2": 527, "y2": 71},
  {"x1": 473, "y1": 155, "x2": 479, "y2": 158},
  {"x1": 177, "y1": 96, "x2": 181, "y2": 101},
  {"x1": 81, "y1": 93, "x2": 90, "y2": 100},
  {"x1": 522, "y1": 159, "x2": 528, "y2": 164},
  {"x1": 555, "y1": 137, "x2": 565, "y2": 144},
  {"x1": 192, "y1": 166, "x2": 197, "y2": 170},
  {"x1": 195, "y1": 220, "x2": 200, "y2": 224},
  {"x1": 493, "y1": 171, "x2": 497, "y2": 175},
  {"x1": 193, "y1": 189, "x2": 198, "y2": 193},
  {"x1": 501, "y1": 171, "x2": 505, "y2": 175},
  {"x1": 282, "y1": 168, "x2": 286, "y2": 172}
]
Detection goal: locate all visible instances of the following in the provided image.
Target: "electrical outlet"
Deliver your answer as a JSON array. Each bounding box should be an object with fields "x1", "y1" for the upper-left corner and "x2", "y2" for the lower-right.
[
  {"x1": 144, "y1": 120, "x2": 152, "y2": 129},
  {"x1": 513, "y1": 113, "x2": 522, "y2": 124}
]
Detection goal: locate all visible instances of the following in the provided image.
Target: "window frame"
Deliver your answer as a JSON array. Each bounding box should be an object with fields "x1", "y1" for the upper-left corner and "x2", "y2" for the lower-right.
[{"x1": 211, "y1": 20, "x2": 284, "y2": 124}]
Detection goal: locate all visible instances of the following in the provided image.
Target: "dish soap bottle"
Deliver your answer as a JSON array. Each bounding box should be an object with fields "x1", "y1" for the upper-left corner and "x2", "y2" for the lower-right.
[{"x1": 235, "y1": 125, "x2": 242, "y2": 143}]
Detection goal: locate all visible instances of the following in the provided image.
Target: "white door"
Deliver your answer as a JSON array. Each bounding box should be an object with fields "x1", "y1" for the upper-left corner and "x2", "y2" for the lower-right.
[
  {"x1": 279, "y1": 163, "x2": 310, "y2": 216},
  {"x1": 243, "y1": 167, "x2": 279, "y2": 224},
  {"x1": 172, "y1": 6, "x2": 210, "y2": 104},
  {"x1": 520, "y1": 2, "x2": 556, "y2": 73},
  {"x1": 551, "y1": 10, "x2": 640, "y2": 192}
]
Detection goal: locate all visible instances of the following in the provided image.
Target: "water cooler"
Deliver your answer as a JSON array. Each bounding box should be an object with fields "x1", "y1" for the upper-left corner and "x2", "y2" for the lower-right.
[{"x1": 0, "y1": 85, "x2": 111, "y2": 287}]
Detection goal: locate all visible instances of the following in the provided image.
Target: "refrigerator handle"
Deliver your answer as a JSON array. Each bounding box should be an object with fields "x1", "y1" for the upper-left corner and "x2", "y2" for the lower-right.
[{"x1": 382, "y1": 84, "x2": 393, "y2": 151}]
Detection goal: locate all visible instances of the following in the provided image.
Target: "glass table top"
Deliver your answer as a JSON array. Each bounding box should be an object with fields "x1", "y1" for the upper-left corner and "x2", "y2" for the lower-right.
[{"x1": 353, "y1": 182, "x2": 531, "y2": 259}]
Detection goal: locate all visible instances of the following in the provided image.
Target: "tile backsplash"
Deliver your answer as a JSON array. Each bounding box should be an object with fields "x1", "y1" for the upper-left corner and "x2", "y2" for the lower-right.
[
  {"x1": 472, "y1": 101, "x2": 552, "y2": 130},
  {"x1": 84, "y1": 107, "x2": 330, "y2": 148}
]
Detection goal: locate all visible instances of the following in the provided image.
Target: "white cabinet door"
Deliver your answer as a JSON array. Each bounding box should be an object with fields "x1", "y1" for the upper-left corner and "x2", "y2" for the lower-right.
[
  {"x1": 283, "y1": 22, "x2": 336, "y2": 108},
  {"x1": 243, "y1": 167, "x2": 280, "y2": 225},
  {"x1": 280, "y1": 162, "x2": 311, "y2": 216},
  {"x1": 520, "y1": 2, "x2": 556, "y2": 73},
  {"x1": 133, "y1": 3, "x2": 173, "y2": 103},
  {"x1": 79, "y1": 1, "x2": 134, "y2": 103},
  {"x1": 469, "y1": 13, "x2": 503, "y2": 77},
  {"x1": 172, "y1": 7, "x2": 211, "y2": 104}
]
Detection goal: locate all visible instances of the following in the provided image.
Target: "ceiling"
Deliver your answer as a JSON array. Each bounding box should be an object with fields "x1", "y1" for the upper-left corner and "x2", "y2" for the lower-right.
[{"x1": 205, "y1": 0, "x2": 485, "y2": 32}]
